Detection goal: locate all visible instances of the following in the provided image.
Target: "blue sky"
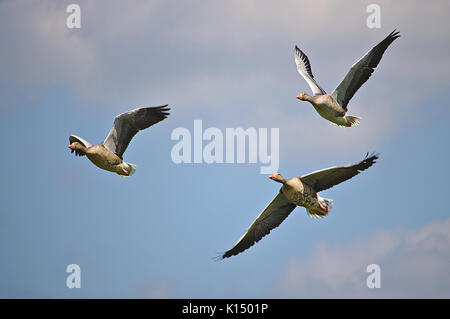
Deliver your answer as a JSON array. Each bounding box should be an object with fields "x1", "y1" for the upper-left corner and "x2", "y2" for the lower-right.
[{"x1": 1, "y1": 0, "x2": 449, "y2": 298}]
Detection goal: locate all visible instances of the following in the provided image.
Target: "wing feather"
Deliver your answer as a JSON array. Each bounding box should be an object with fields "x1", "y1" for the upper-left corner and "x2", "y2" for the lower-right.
[
  {"x1": 300, "y1": 153, "x2": 379, "y2": 192},
  {"x1": 69, "y1": 135, "x2": 93, "y2": 157},
  {"x1": 331, "y1": 30, "x2": 400, "y2": 110},
  {"x1": 294, "y1": 45, "x2": 326, "y2": 96},
  {"x1": 103, "y1": 105, "x2": 170, "y2": 158},
  {"x1": 220, "y1": 192, "x2": 296, "y2": 259}
]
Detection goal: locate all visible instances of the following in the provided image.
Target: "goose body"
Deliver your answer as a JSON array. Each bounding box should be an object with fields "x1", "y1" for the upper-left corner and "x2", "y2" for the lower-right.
[
  {"x1": 281, "y1": 176, "x2": 327, "y2": 216},
  {"x1": 294, "y1": 30, "x2": 400, "y2": 126},
  {"x1": 68, "y1": 105, "x2": 170, "y2": 176},
  {"x1": 300, "y1": 94, "x2": 349, "y2": 126},
  {"x1": 85, "y1": 144, "x2": 127, "y2": 175},
  {"x1": 219, "y1": 153, "x2": 379, "y2": 259}
]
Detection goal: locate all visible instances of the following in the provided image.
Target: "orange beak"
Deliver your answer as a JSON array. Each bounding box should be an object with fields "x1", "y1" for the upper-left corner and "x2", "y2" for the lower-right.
[
  {"x1": 269, "y1": 174, "x2": 276, "y2": 180},
  {"x1": 296, "y1": 94, "x2": 302, "y2": 100},
  {"x1": 68, "y1": 144, "x2": 74, "y2": 149}
]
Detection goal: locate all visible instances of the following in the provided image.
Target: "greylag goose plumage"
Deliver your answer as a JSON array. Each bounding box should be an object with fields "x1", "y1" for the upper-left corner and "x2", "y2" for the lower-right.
[
  {"x1": 294, "y1": 30, "x2": 400, "y2": 127},
  {"x1": 219, "y1": 153, "x2": 379, "y2": 259},
  {"x1": 68, "y1": 105, "x2": 170, "y2": 176}
]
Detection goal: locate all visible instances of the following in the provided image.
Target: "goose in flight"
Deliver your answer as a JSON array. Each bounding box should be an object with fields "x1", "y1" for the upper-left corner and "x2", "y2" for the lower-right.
[
  {"x1": 219, "y1": 153, "x2": 379, "y2": 259},
  {"x1": 294, "y1": 30, "x2": 400, "y2": 127},
  {"x1": 68, "y1": 105, "x2": 170, "y2": 176}
]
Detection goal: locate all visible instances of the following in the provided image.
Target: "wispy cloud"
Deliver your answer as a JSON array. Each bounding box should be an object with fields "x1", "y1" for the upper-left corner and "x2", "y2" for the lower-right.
[
  {"x1": 3, "y1": 0, "x2": 449, "y2": 107},
  {"x1": 273, "y1": 218, "x2": 450, "y2": 298},
  {"x1": 0, "y1": 1, "x2": 99, "y2": 99},
  {"x1": 3, "y1": 0, "x2": 448, "y2": 159}
]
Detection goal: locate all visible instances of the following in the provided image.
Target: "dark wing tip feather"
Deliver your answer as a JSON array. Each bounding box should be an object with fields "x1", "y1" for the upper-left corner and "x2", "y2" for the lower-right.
[
  {"x1": 220, "y1": 220, "x2": 282, "y2": 259},
  {"x1": 68, "y1": 135, "x2": 87, "y2": 157},
  {"x1": 70, "y1": 148, "x2": 86, "y2": 157},
  {"x1": 213, "y1": 252, "x2": 226, "y2": 262},
  {"x1": 388, "y1": 29, "x2": 401, "y2": 40},
  {"x1": 71, "y1": 149, "x2": 79, "y2": 156},
  {"x1": 366, "y1": 30, "x2": 400, "y2": 68},
  {"x1": 147, "y1": 104, "x2": 171, "y2": 120},
  {"x1": 220, "y1": 229, "x2": 266, "y2": 259},
  {"x1": 334, "y1": 30, "x2": 399, "y2": 108},
  {"x1": 126, "y1": 104, "x2": 171, "y2": 130},
  {"x1": 294, "y1": 45, "x2": 314, "y2": 78},
  {"x1": 219, "y1": 194, "x2": 296, "y2": 259},
  {"x1": 356, "y1": 152, "x2": 380, "y2": 171},
  {"x1": 383, "y1": 30, "x2": 401, "y2": 47},
  {"x1": 376, "y1": 29, "x2": 401, "y2": 51},
  {"x1": 152, "y1": 104, "x2": 170, "y2": 112},
  {"x1": 221, "y1": 238, "x2": 257, "y2": 259}
]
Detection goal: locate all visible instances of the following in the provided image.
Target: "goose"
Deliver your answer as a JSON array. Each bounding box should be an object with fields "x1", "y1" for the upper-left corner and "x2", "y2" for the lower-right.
[
  {"x1": 294, "y1": 30, "x2": 400, "y2": 127},
  {"x1": 219, "y1": 153, "x2": 379, "y2": 259},
  {"x1": 68, "y1": 105, "x2": 170, "y2": 176}
]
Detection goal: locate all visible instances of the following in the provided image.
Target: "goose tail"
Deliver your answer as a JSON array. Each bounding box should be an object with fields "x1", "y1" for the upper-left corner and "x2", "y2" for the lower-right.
[
  {"x1": 117, "y1": 162, "x2": 136, "y2": 177},
  {"x1": 307, "y1": 196, "x2": 333, "y2": 218},
  {"x1": 125, "y1": 162, "x2": 136, "y2": 176},
  {"x1": 344, "y1": 115, "x2": 361, "y2": 127}
]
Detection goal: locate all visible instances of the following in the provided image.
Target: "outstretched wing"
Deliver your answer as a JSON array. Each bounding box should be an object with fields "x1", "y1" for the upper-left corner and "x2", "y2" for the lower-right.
[
  {"x1": 220, "y1": 192, "x2": 296, "y2": 259},
  {"x1": 103, "y1": 105, "x2": 170, "y2": 158},
  {"x1": 331, "y1": 30, "x2": 400, "y2": 110},
  {"x1": 300, "y1": 153, "x2": 379, "y2": 192},
  {"x1": 294, "y1": 45, "x2": 326, "y2": 96},
  {"x1": 69, "y1": 135, "x2": 93, "y2": 156}
]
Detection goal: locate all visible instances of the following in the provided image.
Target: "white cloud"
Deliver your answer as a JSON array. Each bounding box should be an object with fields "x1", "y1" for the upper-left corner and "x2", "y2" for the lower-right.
[
  {"x1": 273, "y1": 218, "x2": 450, "y2": 298},
  {"x1": 3, "y1": 1, "x2": 449, "y2": 100},
  {"x1": 2, "y1": 0, "x2": 450, "y2": 155}
]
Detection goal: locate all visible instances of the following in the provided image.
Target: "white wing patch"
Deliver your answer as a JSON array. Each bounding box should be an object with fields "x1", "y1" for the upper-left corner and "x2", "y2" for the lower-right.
[{"x1": 294, "y1": 45, "x2": 326, "y2": 96}]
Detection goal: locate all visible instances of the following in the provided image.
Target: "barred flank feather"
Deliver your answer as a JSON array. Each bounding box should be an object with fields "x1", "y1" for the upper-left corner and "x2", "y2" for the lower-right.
[{"x1": 307, "y1": 197, "x2": 333, "y2": 218}]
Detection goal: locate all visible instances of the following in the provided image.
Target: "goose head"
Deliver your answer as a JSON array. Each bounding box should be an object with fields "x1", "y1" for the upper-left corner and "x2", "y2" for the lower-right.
[
  {"x1": 269, "y1": 172, "x2": 286, "y2": 184},
  {"x1": 68, "y1": 142, "x2": 84, "y2": 151},
  {"x1": 296, "y1": 92, "x2": 310, "y2": 101},
  {"x1": 68, "y1": 142, "x2": 88, "y2": 156}
]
